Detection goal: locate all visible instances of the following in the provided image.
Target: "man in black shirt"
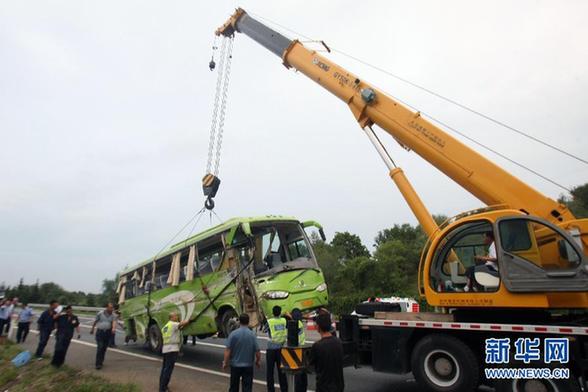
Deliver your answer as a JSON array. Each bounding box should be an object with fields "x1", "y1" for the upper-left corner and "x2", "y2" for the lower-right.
[
  {"x1": 310, "y1": 312, "x2": 344, "y2": 392},
  {"x1": 51, "y1": 305, "x2": 80, "y2": 367},
  {"x1": 35, "y1": 300, "x2": 59, "y2": 359}
]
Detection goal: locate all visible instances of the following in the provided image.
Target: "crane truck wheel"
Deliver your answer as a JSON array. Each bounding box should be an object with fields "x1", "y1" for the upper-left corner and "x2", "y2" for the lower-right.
[
  {"x1": 411, "y1": 334, "x2": 479, "y2": 392},
  {"x1": 148, "y1": 323, "x2": 163, "y2": 354}
]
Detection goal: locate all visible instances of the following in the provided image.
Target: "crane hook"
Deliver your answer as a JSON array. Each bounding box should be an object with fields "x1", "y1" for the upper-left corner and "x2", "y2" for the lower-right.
[
  {"x1": 204, "y1": 196, "x2": 215, "y2": 210},
  {"x1": 202, "y1": 173, "x2": 221, "y2": 211}
]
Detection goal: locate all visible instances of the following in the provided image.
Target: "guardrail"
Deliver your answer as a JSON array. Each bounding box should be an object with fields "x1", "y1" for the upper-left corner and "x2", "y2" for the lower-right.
[{"x1": 29, "y1": 303, "x2": 103, "y2": 313}]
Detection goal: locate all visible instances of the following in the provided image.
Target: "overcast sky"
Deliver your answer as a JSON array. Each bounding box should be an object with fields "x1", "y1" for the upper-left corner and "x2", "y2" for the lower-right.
[{"x1": 1, "y1": 1, "x2": 586, "y2": 293}]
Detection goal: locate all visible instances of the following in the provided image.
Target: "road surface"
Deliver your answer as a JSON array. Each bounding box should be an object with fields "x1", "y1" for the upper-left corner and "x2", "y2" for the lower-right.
[{"x1": 19, "y1": 315, "x2": 491, "y2": 391}]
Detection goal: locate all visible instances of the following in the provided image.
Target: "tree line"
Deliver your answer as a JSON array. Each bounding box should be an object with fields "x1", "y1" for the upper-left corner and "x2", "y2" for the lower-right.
[{"x1": 3, "y1": 278, "x2": 118, "y2": 308}]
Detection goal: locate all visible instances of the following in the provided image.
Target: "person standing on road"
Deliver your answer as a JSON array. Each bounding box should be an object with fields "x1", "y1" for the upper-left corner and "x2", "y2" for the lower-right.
[
  {"x1": 0, "y1": 298, "x2": 14, "y2": 336},
  {"x1": 159, "y1": 312, "x2": 189, "y2": 392},
  {"x1": 16, "y1": 303, "x2": 34, "y2": 343},
  {"x1": 310, "y1": 312, "x2": 344, "y2": 392},
  {"x1": 51, "y1": 305, "x2": 80, "y2": 367},
  {"x1": 223, "y1": 313, "x2": 261, "y2": 392},
  {"x1": 265, "y1": 305, "x2": 288, "y2": 392},
  {"x1": 90, "y1": 303, "x2": 117, "y2": 369},
  {"x1": 35, "y1": 300, "x2": 59, "y2": 358}
]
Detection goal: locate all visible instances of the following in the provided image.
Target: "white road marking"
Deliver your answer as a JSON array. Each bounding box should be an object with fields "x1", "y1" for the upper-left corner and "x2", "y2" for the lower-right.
[
  {"x1": 194, "y1": 340, "x2": 267, "y2": 355},
  {"x1": 30, "y1": 330, "x2": 313, "y2": 391}
]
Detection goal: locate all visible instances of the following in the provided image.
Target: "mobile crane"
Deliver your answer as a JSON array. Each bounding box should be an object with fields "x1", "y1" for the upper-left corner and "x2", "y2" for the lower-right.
[{"x1": 215, "y1": 8, "x2": 588, "y2": 391}]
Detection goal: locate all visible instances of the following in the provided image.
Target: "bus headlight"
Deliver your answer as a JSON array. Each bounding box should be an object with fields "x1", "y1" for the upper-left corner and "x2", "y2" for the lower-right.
[
  {"x1": 315, "y1": 283, "x2": 327, "y2": 292},
  {"x1": 263, "y1": 291, "x2": 290, "y2": 299}
]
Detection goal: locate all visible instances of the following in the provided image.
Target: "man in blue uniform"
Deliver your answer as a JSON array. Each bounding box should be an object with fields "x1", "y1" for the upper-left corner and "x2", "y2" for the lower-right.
[
  {"x1": 51, "y1": 305, "x2": 80, "y2": 367},
  {"x1": 35, "y1": 300, "x2": 59, "y2": 359}
]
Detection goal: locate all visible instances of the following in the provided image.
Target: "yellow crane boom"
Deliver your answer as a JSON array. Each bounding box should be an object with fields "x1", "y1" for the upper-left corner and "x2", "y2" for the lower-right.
[{"x1": 216, "y1": 9, "x2": 574, "y2": 226}]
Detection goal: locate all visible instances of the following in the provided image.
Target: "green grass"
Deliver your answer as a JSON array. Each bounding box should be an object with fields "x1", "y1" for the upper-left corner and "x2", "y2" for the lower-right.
[{"x1": 0, "y1": 341, "x2": 140, "y2": 392}]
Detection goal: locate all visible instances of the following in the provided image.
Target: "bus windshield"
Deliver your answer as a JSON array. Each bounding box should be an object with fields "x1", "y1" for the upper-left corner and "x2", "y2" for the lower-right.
[{"x1": 247, "y1": 222, "x2": 318, "y2": 277}]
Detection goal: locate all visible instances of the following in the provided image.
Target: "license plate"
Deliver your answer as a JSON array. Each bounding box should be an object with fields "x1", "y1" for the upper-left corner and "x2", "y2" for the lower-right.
[{"x1": 301, "y1": 299, "x2": 314, "y2": 308}]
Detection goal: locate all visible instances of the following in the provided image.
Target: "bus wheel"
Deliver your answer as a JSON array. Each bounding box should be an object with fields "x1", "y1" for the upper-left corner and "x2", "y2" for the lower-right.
[
  {"x1": 148, "y1": 323, "x2": 163, "y2": 353},
  {"x1": 220, "y1": 309, "x2": 239, "y2": 338},
  {"x1": 411, "y1": 334, "x2": 479, "y2": 392}
]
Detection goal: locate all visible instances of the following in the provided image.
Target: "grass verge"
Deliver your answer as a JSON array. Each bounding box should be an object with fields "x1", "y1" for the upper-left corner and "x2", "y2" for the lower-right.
[{"x1": 0, "y1": 340, "x2": 140, "y2": 392}]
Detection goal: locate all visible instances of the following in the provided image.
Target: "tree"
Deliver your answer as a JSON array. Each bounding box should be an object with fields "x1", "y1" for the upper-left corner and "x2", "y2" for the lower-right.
[
  {"x1": 30, "y1": 280, "x2": 41, "y2": 303},
  {"x1": 330, "y1": 232, "x2": 370, "y2": 261},
  {"x1": 559, "y1": 183, "x2": 588, "y2": 218},
  {"x1": 374, "y1": 223, "x2": 424, "y2": 247},
  {"x1": 99, "y1": 275, "x2": 119, "y2": 306}
]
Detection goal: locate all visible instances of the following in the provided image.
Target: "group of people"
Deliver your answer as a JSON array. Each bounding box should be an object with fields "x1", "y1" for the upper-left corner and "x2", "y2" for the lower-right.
[
  {"x1": 6, "y1": 298, "x2": 344, "y2": 392},
  {"x1": 160, "y1": 306, "x2": 344, "y2": 392},
  {"x1": 31, "y1": 300, "x2": 118, "y2": 369},
  {"x1": 225, "y1": 307, "x2": 344, "y2": 392},
  {"x1": 0, "y1": 298, "x2": 35, "y2": 344}
]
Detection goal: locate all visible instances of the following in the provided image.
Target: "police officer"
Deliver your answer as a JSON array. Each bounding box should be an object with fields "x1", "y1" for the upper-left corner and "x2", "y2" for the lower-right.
[
  {"x1": 159, "y1": 312, "x2": 189, "y2": 392},
  {"x1": 266, "y1": 305, "x2": 288, "y2": 392},
  {"x1": 51, "y1": 305, "x2": 80, "y2": 367},
  {"x1": 35, "y1": 300, "x2": 59, "y2": 359}
]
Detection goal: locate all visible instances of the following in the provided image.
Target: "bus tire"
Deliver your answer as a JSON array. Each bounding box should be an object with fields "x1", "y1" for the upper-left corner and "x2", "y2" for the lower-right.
[
  {"x1": 411, "y1": 334, "x2": 479, "y2": 392},
  {"x1": 148, "y1": 323, "x2": 163, "y2": 354},
  {"x1": 220, "y1": 309, "x2": 239, "y2": 338}
]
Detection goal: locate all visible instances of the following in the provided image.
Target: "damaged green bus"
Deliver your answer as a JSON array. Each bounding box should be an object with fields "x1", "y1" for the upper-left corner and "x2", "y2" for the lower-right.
[{"x1": 116, "y1": 216, "x2": 328, "y2": 352}]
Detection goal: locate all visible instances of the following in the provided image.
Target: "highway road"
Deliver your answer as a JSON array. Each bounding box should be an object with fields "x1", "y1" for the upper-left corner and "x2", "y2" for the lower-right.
[{"x1": 70, "y1": 315, "x2": 421, "y2": 392}]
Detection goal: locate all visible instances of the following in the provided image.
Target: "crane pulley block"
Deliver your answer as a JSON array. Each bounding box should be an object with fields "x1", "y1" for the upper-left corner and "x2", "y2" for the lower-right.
[
  {"x1": 202, "y1": 173, "x2": 221, "y2": 198},
  {"x1": 202, "y1": 173, "x2": 221, "y2": 210}
]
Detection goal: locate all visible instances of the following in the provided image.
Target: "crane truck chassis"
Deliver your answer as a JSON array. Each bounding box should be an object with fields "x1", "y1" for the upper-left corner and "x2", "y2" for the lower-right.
[{"x1": 336, "y1": 311, "x2": 587, "y2": 391}]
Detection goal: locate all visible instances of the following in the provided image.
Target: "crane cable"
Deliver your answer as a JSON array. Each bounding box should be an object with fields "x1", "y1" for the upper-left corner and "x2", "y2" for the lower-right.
[
  {"x1": 249, "y1": 12, "x2": 583, "y2": 192},
  {"x1": 203, "y1": 35, "x2": 234, "y2": 210},
  {"x1": 330, "y1": 48, "x2": 588, "y2": 166}
]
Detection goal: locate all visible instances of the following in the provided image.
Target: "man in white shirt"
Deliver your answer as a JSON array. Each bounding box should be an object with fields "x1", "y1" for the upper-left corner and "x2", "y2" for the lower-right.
[
  {"x1": 466, "y1": 231, "x2": 498, "y2": 291},
  {"x1": 474, "y1": 232, "x2": 497, "y2": 271},
  {"x1": 0, "y1": 298, "x2": 14, "y2": 336}
]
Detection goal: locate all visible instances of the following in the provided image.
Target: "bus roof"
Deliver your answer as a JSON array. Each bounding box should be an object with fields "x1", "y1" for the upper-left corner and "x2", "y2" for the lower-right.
[{"x1": 120, "y1": 215, "x2": 299, "y2": 275}]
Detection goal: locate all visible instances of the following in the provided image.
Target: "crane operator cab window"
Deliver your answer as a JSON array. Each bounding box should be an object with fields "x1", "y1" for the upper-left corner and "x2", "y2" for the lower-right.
[
  {"x1": 431, "y1": 217, "x2": 588, "y2": 294},
  {"x1": 431, "y1": 221, "x2": 500, "y2": 293},
  {"x1": 496, "y1": 216, "x2": 587, "y2": 293}
]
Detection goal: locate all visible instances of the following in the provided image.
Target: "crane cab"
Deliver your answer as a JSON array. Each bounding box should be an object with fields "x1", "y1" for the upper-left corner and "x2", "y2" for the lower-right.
[{"x1": 420, "y1": 208, "x2": 588, "y2": 310}]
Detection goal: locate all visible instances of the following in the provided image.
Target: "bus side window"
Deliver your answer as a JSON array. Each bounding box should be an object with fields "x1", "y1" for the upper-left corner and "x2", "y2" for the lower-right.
[
  {"x1": 198, "y1": 254, "x2": 213, "y2": 276},
  {"x1": 155, "y1": 257, "x2": 172, "y2": 289},
  {"x1": 139, "y1": 267, "x2": 151, "y2": 296},
  {"x1": 180, "y1": 251, "x2": 189, "y2": 283},
  {"x1": 125, "y1": 277, "x2": 136, "y2": 299},
  {"x1": 198, "y1": 238, "x2": 224, "y2": 275},
  {"x1": 211, "y1": 251, "x2": 222, "y2": 271}
]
